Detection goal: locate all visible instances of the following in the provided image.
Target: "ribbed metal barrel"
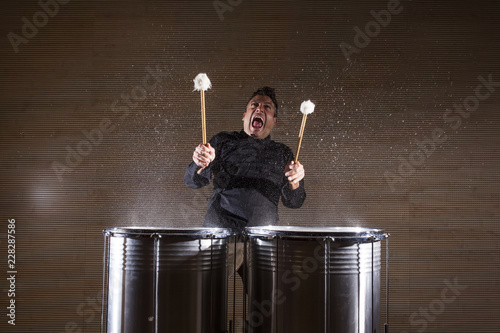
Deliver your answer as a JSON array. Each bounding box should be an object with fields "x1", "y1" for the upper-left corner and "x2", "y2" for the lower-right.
[
  {"x1": 102, "y1": 227, "x2": 233, "y2": 333},
  {"x1": 246, "y1": 226, "x2": 387, "y2": 333}
]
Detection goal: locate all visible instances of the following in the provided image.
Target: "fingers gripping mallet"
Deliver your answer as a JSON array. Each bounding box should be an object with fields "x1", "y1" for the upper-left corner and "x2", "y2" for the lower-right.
[{"x1": 193, "y1": 73, "x2": 212, "y2": 145}]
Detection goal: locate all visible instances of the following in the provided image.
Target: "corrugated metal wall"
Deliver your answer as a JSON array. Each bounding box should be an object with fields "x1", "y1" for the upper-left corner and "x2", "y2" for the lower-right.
[{"x1": 1, "y1": 0, "x2": 499, "y2": 332}]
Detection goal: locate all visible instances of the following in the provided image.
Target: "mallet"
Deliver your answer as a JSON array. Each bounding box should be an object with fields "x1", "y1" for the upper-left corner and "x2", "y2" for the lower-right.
[
  {"x1": 294, "y1": 100, "x2": 315, "y2": 163},
  {"x1": 193, "y1": 73, "x2": 212, "y2": 144}
]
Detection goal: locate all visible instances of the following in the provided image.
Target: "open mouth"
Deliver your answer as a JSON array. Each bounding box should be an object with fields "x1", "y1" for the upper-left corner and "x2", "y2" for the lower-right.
[{"x1": 252, "y1": 115, "x2": 264, "y2": 129}]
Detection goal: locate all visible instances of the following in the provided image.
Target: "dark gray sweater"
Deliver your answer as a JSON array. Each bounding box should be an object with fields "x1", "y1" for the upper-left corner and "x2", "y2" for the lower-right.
[{"x1": 184, "y1": 131, "x2": 306, "y2": 231}]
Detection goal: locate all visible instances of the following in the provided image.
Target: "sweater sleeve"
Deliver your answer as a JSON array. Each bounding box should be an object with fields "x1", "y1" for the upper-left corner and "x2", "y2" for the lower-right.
[
  {"x1": 281, "y1": 179, "x2": 306, "y2": 208},
  {"x1": 184, "y1": 162, "x2": 211, "y2": 189}
]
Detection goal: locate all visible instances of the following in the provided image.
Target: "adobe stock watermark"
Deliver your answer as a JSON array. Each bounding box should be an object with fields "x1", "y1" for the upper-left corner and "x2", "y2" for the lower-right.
[
  {"x1": 213, "y1": 0, "x2": 243, "y2": 21},
  {"x1": 7, "y1": 0, "x2": 72, "y2": 54},
  {"x1": 62, "y1": 289, "x2": 103, "y2": 333},
  {"x1": 385, "y1": 73, "x2": 499, "y2": 192},
  {"x1": 62, "y1": 270, "x2": 143, "y2": 332},
  {"x1": 400, "y1": 277, "x2": 467, "y2": 333},
  {"x1": 340, "y1": 0, "x2": 404, "y2": 62},
  {"x1": 247, "y1": 239, "x2": 326, "y2": 329},
  {"x1": 51, "y1": 65, "x2": 169, "y2": 182},
  {"x1": 63, "y1": 232, "x2": 147, "y2": 333}
]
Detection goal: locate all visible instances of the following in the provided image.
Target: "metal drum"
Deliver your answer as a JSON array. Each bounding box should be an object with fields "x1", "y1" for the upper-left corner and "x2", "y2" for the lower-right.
[
  {"x1": 101, "y1": 227, "x2": 234, "y2": 333},
  {"x1": 245, "y1": 226, "x2": 389, "y2": 333}
]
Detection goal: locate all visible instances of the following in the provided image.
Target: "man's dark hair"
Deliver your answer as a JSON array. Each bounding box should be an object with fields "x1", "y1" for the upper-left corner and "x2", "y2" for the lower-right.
[{"x1": 248, "y1": 86, "x2": 279, "y2": 117}]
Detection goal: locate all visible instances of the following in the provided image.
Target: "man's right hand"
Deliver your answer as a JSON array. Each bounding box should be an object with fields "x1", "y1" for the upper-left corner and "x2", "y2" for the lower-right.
[{"x1": 193, "y1": 143, "x2": 215, "y2": 173}]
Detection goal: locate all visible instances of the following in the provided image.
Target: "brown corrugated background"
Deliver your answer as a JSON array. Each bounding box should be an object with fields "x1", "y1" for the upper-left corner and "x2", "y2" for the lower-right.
[{"x1": 1, "y1": 0, "x2": 499, "y2": 332}]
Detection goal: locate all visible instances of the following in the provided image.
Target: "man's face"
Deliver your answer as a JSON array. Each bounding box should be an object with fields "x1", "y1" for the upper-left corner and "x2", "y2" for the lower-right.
[{"x1": 242, "y1": 95, "x2": 277, "y2": 139}]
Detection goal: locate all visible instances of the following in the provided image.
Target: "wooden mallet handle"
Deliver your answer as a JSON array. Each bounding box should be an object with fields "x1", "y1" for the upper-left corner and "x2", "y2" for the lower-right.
[
  {"x1": 294, "y1": 113, "x2": 308, "y2": 163},
  {"x1": 289, "y1": 113, "x2": 308, "y2": 185},
  {"x1": 201, "y1": 90, "x2": 207, "y2": 145}
]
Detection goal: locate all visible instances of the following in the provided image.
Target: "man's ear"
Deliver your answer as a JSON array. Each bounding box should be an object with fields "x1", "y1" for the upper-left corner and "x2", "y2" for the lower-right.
[{"x1": 273, "y1": 117, "x2": 277, "y2": 126}]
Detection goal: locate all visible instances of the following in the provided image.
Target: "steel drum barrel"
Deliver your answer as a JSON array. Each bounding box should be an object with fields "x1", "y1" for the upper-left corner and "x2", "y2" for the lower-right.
[
  {"x1": 245, "y1": 226, "x2": 388, "y2": 333},
  {"x1": 102, "y1": 227, "x2": 233, "y2": 333}
]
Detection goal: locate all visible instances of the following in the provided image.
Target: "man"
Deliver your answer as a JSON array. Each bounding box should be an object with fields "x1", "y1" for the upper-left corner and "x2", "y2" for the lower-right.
[{"x1": 184, "y1": 86, "x2": 306, "y2": 231}]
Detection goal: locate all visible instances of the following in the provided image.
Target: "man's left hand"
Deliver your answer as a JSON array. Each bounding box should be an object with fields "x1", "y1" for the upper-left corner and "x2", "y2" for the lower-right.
[{"x1": 285, "y1": 161, "x2": 305, "y2": 190}]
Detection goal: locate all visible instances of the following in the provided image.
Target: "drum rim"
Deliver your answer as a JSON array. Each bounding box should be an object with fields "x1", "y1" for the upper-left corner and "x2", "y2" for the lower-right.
[
  {"x1": 103, "y1": 226, "x2": 235, "y2": 238},
  {"x1": 245, "y1": 225, "x2": 387, "y2": 241}
]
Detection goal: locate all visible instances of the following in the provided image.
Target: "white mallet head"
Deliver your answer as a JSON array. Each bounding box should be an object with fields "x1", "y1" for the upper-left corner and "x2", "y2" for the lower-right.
[
  {"x1": 193, "y1": 73, "x2": 212, "y2": 91},
  {"x1": 300, "y1": 100, "x2": 315, "y2": 115}
]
